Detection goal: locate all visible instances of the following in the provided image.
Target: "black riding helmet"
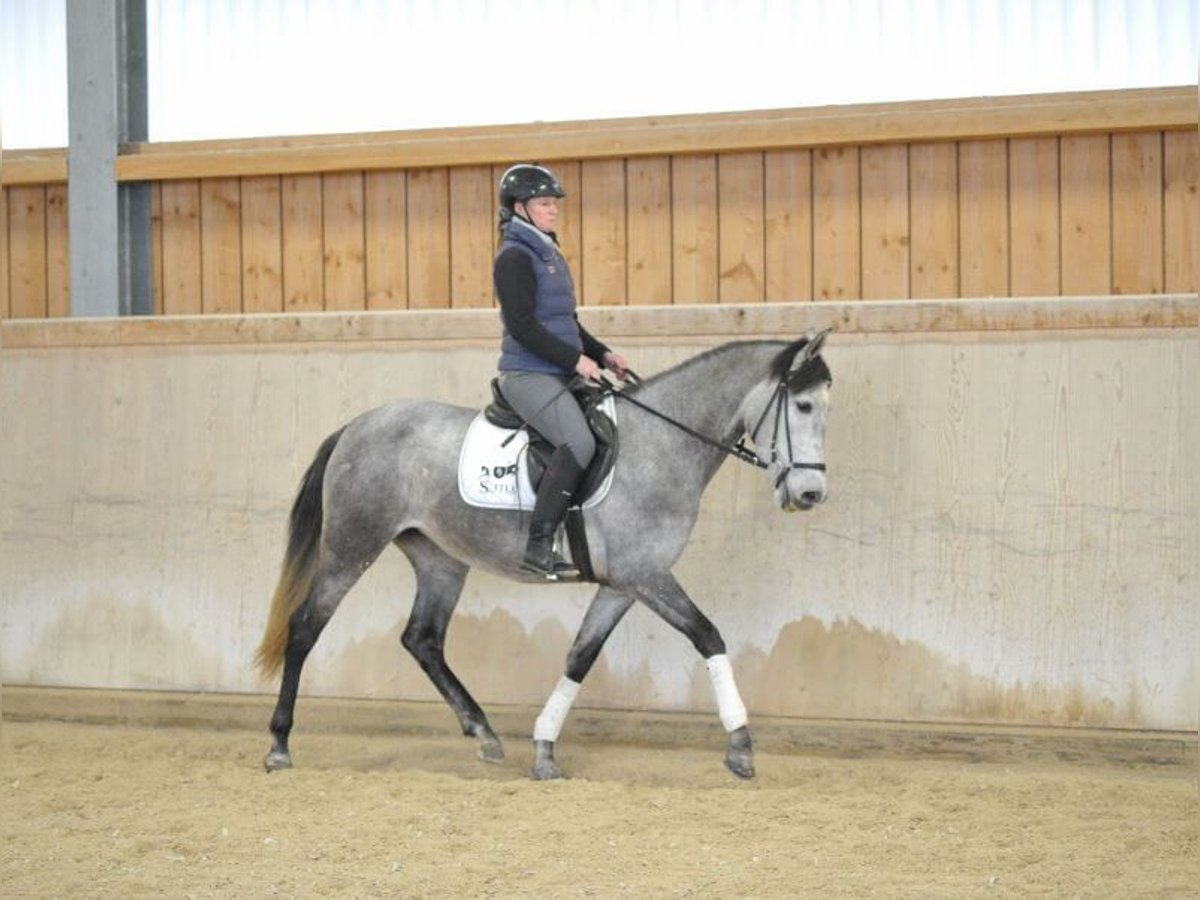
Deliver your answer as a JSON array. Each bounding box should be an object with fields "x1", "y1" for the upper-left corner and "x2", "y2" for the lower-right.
[{"x1": 498, "y1": 164, "x2": 565, "y2": 225}]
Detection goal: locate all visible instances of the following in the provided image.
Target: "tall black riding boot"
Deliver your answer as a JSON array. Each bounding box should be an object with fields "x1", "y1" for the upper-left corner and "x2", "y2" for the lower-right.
[{"x1": 522, "y1": 445, "x2": 585, "y2": 577}]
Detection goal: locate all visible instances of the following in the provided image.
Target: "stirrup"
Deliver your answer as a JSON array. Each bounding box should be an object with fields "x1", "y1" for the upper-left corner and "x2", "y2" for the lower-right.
[{"x1": 520, "y1": 554, "x2": 579, "y2": 580}]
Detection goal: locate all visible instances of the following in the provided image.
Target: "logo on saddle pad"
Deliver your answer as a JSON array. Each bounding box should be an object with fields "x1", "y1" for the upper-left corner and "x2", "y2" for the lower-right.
[{"x1": 457, "y1": 396, "x2": 616, "y2": 511}]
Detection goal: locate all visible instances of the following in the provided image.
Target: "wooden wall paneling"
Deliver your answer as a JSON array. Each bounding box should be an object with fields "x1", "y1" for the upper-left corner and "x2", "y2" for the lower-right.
[
  {"x1": 1060, "y1": 135, "x2": 1111, "y2": 296},
  {"x1": 281, "y1": 174, "x2": 324, "y2": 312},
  {"x1": 364, "y1": 170, "x2": 408, "y2": 310},
  {"x1": 860, "y1": 143, "x2": 910, "y2": 299},
  {"x1": 406, "y1": 168, "x2": 451, "y2": 309},
  {"x1": 321, "y1": 171, "x2": 366, "y2": 311},
  {"x1": 909, "y1": 142, "x2": 959, "y2": 298},
  {"x1": 45, "y1": 184, "x2": 69, "y2": 317},
  {"x1": 625, "y1": 156, "x2": 672, "y2": 305},
  {"x1": 717, "y1": 151, "x2": 765, "y2": 303},
  {"x1": 150, "y1": 183, "x2": 163, "y2": 314},
  {"x1": 0, "y1": 188, "x2": 9, "y2": 317},
  {"x1": 1163, "y1": 130, "x2": 1198, "y2": 293},
  {"x1": 813, "y1": 145, "x2": 861, "y2": 300},
  {"x1": 199, "y1": 177, "x2": 243, "y2": 314},
  {"x1": 161, "y1": 180, "x2": 203, "y2": 314},
  {"x1": 671, "y1": 154, "x2": 718, "y2": 303},
  {"x1": 1111, "y1": 132, "x2": 1164, "y2": 294},
  {"x1": 958, "y1": 140, "x2": 1010, "y2": 297},
  {"x1": 241, "y1": 176, "x2": 283, "y2": 313},
  {"x1": 580, "y1": 159, "x2": 626, "y2": 306},
  {"x1": 449, "y1": 165, "x2": 495, "y2": 309},
  {"x1": 7, "y1": 186, "x2": 46, "y2": 317},
  {"x1": 764, "y1": 149, "x2": 813, "y2": 302},
  {"x1": 542, "y1": 161, "x2": 582, "y2": 283},
  {"x1": 1008, "y1": 137, "x2": 1061, "y2": 297}
]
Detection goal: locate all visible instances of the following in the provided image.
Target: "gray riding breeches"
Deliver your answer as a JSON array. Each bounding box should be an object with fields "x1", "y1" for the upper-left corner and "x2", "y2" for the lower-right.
[{"x1": 497, "y1": 371, "x2": 596, "y2": 470}]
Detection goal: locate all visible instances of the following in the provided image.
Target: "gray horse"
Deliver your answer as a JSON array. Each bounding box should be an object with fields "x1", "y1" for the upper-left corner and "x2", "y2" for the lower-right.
[{"x1": 255, "y1": 329, "x2": 832, "y2": 780}]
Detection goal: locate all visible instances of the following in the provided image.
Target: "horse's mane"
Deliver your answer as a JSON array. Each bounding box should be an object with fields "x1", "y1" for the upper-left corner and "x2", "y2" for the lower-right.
[{"x1": 627, "y1": 338, "x2": 830, "y2": 396}]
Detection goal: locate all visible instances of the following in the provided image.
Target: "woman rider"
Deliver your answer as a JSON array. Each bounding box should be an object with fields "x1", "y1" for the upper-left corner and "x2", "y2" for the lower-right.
[{"x1": 493, "y1": 163, "x2": 629, "y2": 577}]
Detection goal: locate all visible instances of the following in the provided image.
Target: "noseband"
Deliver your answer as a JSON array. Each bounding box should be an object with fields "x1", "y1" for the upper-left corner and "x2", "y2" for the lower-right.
[{"x1": 744, "y1": 377, "x2": 827, "y2": 488}]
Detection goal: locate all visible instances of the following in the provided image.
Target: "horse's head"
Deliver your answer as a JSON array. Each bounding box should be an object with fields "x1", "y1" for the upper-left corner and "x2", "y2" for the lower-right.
[{"x1": 744, "y1": 329, "x2": 833, "y2": 512}]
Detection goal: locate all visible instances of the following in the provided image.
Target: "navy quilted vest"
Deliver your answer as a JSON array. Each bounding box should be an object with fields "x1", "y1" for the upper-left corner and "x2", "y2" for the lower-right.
[{"x1": 497, "y1": 220, "x2": 581, "y2": 375}]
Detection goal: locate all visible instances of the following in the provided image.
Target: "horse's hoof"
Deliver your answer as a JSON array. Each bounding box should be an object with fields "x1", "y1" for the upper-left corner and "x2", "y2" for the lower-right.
[
  {"x1": 478, "y1": 738, "x2": 505, "y2": 763},
  {"x1": 263, "y1": 750, "x2": 293, "y2": 773},
  {"x1": 725, "y1": 726, "x2": 755, "y2": 779},
  {"x1": 725, "y1": 749, "x2": 755, "y2": 779},
  {"x1": 531, "y1": 760, "x2": 564, "y2": 781},
  {"x1": 531, "y1": 739, "x2": 564, "y2": 780}
]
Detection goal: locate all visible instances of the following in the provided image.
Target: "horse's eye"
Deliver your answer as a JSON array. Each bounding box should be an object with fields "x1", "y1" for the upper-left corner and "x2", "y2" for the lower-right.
[{"x1": 797, "y1": 401, "x2": 814, "y2": 414}]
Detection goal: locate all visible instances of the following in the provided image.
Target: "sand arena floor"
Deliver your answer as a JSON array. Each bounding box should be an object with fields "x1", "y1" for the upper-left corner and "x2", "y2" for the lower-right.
[{"x1": 2, "y1": 689, "x2": 1196, "y2": 898}]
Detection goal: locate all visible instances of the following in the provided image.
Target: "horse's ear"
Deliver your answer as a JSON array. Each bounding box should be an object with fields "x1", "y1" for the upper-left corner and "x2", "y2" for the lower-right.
[{"x1": 794, "y1": 327, "x2": 832, "y2": 367}]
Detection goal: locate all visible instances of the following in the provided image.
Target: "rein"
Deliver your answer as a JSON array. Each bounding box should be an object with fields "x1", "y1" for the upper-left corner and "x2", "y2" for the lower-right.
[{"x1": 606, "y1": 370, "x2": 826, "y2": 482}]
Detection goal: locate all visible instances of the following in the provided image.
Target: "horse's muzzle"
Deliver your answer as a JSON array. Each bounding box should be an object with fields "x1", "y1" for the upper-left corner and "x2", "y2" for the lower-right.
[{"x1": 778, "y1": 483, "x2": 827, "y2": 512}]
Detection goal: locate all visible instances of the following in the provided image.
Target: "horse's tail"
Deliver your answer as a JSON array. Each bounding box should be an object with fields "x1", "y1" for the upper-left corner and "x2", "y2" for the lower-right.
[{"x1": 254, "y1": 426, "x2": 347, "y2": 679}]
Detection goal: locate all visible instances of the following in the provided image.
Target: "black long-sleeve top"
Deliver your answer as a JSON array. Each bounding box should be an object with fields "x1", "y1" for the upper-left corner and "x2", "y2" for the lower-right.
[{"x1": 494, "y1": 245, "x2": 609, "y2": 373}]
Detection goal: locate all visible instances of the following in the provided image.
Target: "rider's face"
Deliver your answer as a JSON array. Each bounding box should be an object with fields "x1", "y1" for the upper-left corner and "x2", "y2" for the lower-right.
[{"x1": 519, "y1": 196, "x2": 559, "y2": 233}]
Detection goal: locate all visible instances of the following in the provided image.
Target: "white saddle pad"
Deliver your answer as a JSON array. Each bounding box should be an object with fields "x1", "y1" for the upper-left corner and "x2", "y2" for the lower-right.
[{"x1": 457, "y1": 396, "x2": 616, "y2": 511}]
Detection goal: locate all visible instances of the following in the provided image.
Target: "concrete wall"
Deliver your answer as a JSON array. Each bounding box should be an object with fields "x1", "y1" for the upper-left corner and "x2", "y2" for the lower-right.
[{"x1": 1, "y1": 299, "x2": 1196, "y2": 731}]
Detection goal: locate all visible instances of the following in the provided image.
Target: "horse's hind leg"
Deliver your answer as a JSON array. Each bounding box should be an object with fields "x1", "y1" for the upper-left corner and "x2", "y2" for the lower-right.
[
  {"x1": 396, "y1": 531, "x2": 504, "y2": 762},
  {"x1": 531, "y1": 585, "x2": 634, "y2": 780},
  {"x1": 265, "y1": 556, "x2": 371, "y2": 772}
]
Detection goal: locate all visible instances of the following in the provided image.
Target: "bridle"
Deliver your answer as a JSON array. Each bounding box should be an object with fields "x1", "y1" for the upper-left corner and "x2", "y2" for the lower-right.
[
  {"x1": 605, "y1": 356, "x2": 828, "y2": 486},
  {"x1": 743, "y1": 376, "x2": 827, "y2": 488}
]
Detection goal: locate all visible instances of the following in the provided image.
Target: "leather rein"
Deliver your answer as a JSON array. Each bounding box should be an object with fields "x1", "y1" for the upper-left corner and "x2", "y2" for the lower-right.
[{"x1": 603, "y1": 370, "x2": 826, "y2": 485}]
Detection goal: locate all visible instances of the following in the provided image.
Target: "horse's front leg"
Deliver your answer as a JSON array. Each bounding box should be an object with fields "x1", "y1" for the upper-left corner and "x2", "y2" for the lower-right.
[
  {"x1": 531, "y1": 585, "x2": 634, "y2": 780},
  {"x1": 627, "y1": 572, "x2": 754, "y2": 779}
]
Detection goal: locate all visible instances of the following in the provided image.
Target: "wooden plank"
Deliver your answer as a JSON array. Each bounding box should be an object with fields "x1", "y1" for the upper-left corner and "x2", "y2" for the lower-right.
[
  {"x1": 626, "y1": 156, "x2": 672, "y2": 305},
  {"x1": 45, "y1": 184, "x2": 69, "y2": 317},
  {"x1": 718, "y1": 151, "x2": 765, "y2": 303},
  {"x1": 199, "y1": 178, "x2": 243, "y2": 314},
  {"x1": 764, "y1": 149, "x2": 812, "y2": 302},
  {"x1": 8, "y1": 186, "x2": 48, "y2": 318},
  {"x1": 909, "y1": 142, "x2": 959, "y2": 298},
  {"x1": 364, "y1": 170, "x2": 407, "y2": 310},
  {"x1": 860, "y1": 144, "x2": 910, "y2": 299},
  {"x1": 1111, "y1": 132, "x2": 1164, "y2": 294},
  {"x1": 813, "y1": 145, "x2": 861, "y2": 300},
  {"x1": 160, "y1": 180, "x2": 203, "y2": 315},
  {"x1": 113, "y1": 87, "x2": 1197, "y2": 181},
  {"x1": 580, "y1": 159, "x2": 626, "y2": 306},
  {"x1": 449, "y1": 165, "x2": 494, "y2": 309},
  {"x1": 7, "y1": 186, "x2": 47, "y2": 317},
  {"x1": 3, "y1": 295, "x2": 1191, "y2": 351},
  {"x1": 1060, "y1": 135, "x2": 1111, "y2": 296},
  {"x1": 240, "y1": 176, "x2": 283, "y2": 313},
  {"x1": 958, "y1": 140, "x2": 1009, "y2": 297},
  {"x1": 0, "y1": 188, "x2": 9, "y2": 317},
  {"x1": 150, "y1": 182, "x2": 164, "y2": 314},
  {"x1": 406, "y1": 168, "x2": 451, "y2": 309},
  {"x1": 321, "y1": 171, "x2": 366, "y2": 311},
  {"x1": 1163, "y1": 130, "x2": 1198, "y2": 294},
  {"x1": 0, "y1": 149, "x2": 67, "y2": 185},
  {"x1": 671, "y1": 154, "x2": 718, "y2": 303},
  {"x1": 1008, "y1": 137, "x2": 1061, "y2": 297},
  {"x1": 281, "y1": 174, "x2": 324, "y2": 312}
]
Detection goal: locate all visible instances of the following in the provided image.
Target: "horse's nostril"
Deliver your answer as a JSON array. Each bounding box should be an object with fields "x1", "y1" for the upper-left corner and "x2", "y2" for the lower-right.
[{"x1": 800, "y1": 491, "x2": 824, "y2": 505}]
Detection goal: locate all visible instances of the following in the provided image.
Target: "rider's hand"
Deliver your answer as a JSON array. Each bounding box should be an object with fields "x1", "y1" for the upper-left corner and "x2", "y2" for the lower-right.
[
  {"x1": 575, "y1": 355, "x2": 603, "y2": 383},
  {"x1": 602, "y1": 351, "x2": 630, "y2": 379}
]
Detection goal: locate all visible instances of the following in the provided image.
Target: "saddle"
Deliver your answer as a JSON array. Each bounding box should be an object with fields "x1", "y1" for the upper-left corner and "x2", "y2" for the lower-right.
[{"x1": 483, "y1": 377, "x2": 618, "y2": 504}]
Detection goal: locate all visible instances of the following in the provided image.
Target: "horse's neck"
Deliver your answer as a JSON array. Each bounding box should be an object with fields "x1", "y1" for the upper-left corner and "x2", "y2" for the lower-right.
[{"x1": 633, "y1": 344, "x2": 777, "y2": 484}]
